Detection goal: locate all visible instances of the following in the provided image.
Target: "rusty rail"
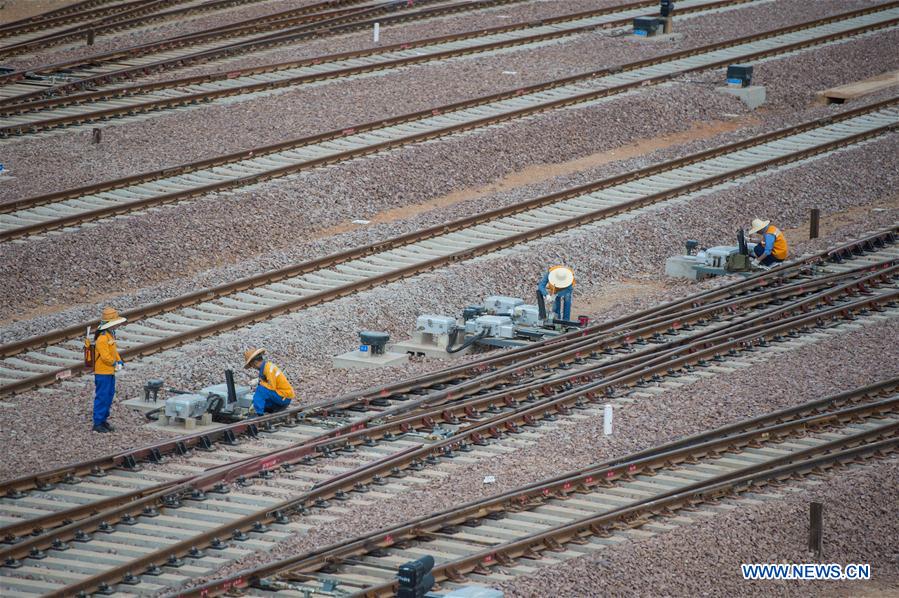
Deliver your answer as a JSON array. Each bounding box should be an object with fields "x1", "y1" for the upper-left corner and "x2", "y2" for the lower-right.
[
  {"x1": 27, "y1": 287, "x2": 899, "y2": 596},
  {"x1": 0, "y1": 0, "x2": 745, "y2": 122}
]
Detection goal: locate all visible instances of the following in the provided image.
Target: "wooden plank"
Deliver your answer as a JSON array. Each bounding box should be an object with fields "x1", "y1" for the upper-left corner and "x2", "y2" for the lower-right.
[{"x1": 818, "y1": 70, "x2": 899, "y2": 103}]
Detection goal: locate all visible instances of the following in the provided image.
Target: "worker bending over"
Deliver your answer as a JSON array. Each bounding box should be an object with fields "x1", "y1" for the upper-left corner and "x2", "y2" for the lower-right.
[
  {"x1": 747, "y1": 218, "x2": 788, "y2": 266},
  {"x1": 92, "y1": 306, "x2": 126, "y2": 433},
  {"x1": 538, "y1": 266, "x2": 575, "y2": 320},
  {"x1": 243, "y1": 348, "x2": 295, "y2": 416}
]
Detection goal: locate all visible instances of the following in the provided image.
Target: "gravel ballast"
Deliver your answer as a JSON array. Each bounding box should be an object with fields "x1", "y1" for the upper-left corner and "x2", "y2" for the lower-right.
[
  {"x1": 0, "y1": 0, "x2": 881, "y2": 203},
  {"x1": 0, "y1": 134, "x2": 895, "y2": 478}
]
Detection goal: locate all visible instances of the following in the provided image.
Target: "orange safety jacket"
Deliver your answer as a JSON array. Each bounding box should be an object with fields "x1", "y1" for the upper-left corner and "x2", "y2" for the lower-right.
[
  {"x1": 259, "y1": 361, "x2": 296, "y2": 400},
  {"x1": 759, "y1": 225, "x2": 789, "y2": 260},
  {"x1": 93, "y1": 331, "x2": 122, "y2": 375}
]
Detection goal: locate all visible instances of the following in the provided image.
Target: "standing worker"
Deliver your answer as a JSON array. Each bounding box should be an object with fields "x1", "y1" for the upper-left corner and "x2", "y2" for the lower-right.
[
  {"x1": 747, "y1": 218, "x2": 788, "y2": 266},
  {"x1": 243, "y1": 348, "x2": 296, "y2": 417},
  {"x1": 92, "y1": 306, "x2": 126, "y2": 433},
  {"x1": 538, "y1": 266, "x2": 575, "y2": 320}
]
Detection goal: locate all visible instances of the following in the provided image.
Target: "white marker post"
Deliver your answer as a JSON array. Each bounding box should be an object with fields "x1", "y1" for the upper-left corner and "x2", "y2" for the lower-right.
[
  {"x1": 603, "y1": 404, "x2": 613, "y2": 435},
  {"x1": 373, "y1": 22, "x2": 380, "y2": 44}
]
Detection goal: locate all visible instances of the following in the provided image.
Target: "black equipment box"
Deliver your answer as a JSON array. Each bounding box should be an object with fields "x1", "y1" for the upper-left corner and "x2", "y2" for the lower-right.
[
  {"x1": 726, "y1": 64, "x2": 753, "y2": 87},
  {"x1": 633, "y1": 16, "x2": 661, "y2": 36}
]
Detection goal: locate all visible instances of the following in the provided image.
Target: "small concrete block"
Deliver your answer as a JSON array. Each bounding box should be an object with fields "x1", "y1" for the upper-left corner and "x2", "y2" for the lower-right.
[
  {"x1": 332, "y1": 350, "x2": 409, "y2": 370},
  {"x1": 633, "y1": 31, "x2": 684, "y2": 42},
  {"x1": 716, "y1": 85, "x2": 766, "y2": 109},
  {"x1": 184, "y1": 417, "x2": 196, "y2": 430},
  {"x1": 200, "y1": 413, "x2": 213, "y2": 425},
  {"x1": 390, "y1": 339, "x2": 471, "y2": 358},
  {"x1": 122, "y1": 396, "x2": 166, "y2": 413},
  {"x1": 665, "y1": 255, "x2": 701, "y2": 280}
]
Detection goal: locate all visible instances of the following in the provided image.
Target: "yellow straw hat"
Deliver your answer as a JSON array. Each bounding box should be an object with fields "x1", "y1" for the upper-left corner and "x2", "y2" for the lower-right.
[
  {"x1": 548, "y1": 267, "x2": 574, "y2": 290},
  {"x1": 98, "y1": 306, "x2": 127, "y2": 330},
  {"x1": 243, "y1": 348, "x2": 266, "y2": 368},
  {"x1": 748, "y1": 218, "x2": 770, "y2": 235}
]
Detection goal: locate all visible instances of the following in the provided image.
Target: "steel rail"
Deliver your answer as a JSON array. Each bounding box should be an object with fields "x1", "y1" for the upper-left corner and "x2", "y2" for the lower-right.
[
  {"x1": 171, "y1": 379, "x2": 899, "y2": 596},
  {"x1": 4, "y1": 5, "x2": 896, "y2": 223},
  {"x1": 32, "y1": 290, "x2": 899, "y2": 597},
  {"x1": 0, "y1": 0, "x2": 526, "y2": 100},
  {"x1": 1, "y1": 108, "x2": 895, "y2": 398},
  {"x1": 363, "y1": 427, "x2": 899, "y2": 597},
  {"x1": 0, "y1": 0, "x2": 384, "y2": 58},
  {"x1": 0, "y1": 0, "x2": 161, "y2": 35},
  {"x1": 4, "y1": 256, "x2": 882, "y2": 548},
  {"x1": 0, "y1": 0, "x2": 747, "y2": 127},
  {"x1": 0, "y1": 101, "x2": 895, "y2": 373},
  {"x1": 0, "y1": 0, "x2": 338, "y2": 56}
]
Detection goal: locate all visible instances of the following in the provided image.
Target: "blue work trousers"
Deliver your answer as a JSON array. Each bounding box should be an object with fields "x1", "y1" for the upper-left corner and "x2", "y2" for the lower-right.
[
  {"x1": 93, "y1": 374, "x2": 115, "y2": 426},
  {"x1": 552, "y1": 287, "x2": 573, "y2": 320},
  {"x1": 253, "y1": 385, "x2": 291, "y2": 416},
  {"x1": 753, "y1": 243, "x2": 784, "y2": 266}
]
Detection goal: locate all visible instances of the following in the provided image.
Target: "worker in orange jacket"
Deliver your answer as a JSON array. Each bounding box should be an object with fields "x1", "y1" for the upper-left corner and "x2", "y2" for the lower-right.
[
  {"x1": 748, "y1": 218, "x2": 789, "y2": 266},
  {"x1": 92, "y1": 306, "x2": 126, "y2": 433},
  {"x1": 243, "y1": 348, "x2": 296, "y2": 416}
]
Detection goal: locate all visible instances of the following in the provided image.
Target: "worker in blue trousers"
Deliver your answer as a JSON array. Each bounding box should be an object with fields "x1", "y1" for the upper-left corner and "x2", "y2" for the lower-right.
[
  {"x1": 243, "y1": 348, "x2": 296, "y2": 417},
  {"x1": 92, "y1": 306, "x2": 126, "y2": 433},
  {"x1": 747, "y1": 217, "x2": 789, "y2": 266},
  {"x1": 538, "y1": 265, "x2": 576, "y2": 320}
]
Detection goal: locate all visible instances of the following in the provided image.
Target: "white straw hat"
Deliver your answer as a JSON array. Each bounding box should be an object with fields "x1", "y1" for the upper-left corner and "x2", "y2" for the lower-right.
[
  {"x1": 748, "y1": 218, "x2": 770, "y2": 235},
  {"x1": 548, "y1": 267, "x2": 574, "y2": 290},
  {"x1": 98, "y1": 306, "x2": 127, "y2": 330},
  {"x1": 243, "y1": 347, "x2": 266, "y2": 368}
]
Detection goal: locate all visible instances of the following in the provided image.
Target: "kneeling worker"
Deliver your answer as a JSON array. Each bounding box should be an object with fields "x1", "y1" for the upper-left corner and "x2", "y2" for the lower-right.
[
  {"x1": 747, "y1": 218, "x2": 788, "y2": 266},
  {"x1": 243, "y1": 348, "x2": 295, "y2": 416},
  {"x1": 538, "y1": 265, "x2": 575, "y2": 320}
]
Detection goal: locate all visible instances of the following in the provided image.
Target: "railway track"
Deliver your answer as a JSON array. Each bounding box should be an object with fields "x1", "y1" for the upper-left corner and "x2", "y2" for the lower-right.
[
  {"x1": 0, "y1": 0, "x2": 298, "y2": 58},
  {"x1": 2, "y1": 4, "x2": 897, "y2": 241},
  {"x1": 0, "y1": 0, "x2": 756, "y2": 137},
  {"x1": 0, "y1": 98, "x2": 896, "y2": 396},
  {"x1": 0, "y1": 0, "x2": 526, "y2": 105},
  {"x1": 192, "y1": 379, "x2": 899, "y2": 597},
  {"x1": 0, "y1": 236, "x2": 896, "y2": 595}
]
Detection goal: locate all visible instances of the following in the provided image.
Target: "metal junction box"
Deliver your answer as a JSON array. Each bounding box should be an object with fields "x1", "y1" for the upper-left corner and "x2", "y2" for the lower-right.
[
  {"x1": 468, "y1": 315, "x2": 513, "y2": 338},
  {"x1": 416, "y1": 315, "x2": 458, "y2": 336},
  {"x1": 201, "y1": 382, "x2": 253, "y2": 410},
  {"x1": 512, "y1": 304, "x2": 543, "y2": 327},
  {"x1": 483, "y1": 296, "x2": 524, "y2": 316},
  {"x1": 164, "y1": 394, "x2": 209, "y2": 419}
]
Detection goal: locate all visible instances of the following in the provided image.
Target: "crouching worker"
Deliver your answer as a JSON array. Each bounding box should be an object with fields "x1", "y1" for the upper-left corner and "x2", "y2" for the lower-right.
[
  {"x1": 538, "y1": 266, "x2": 575, "y2": 320},
  {"x1": 747, "y1": 218, "x2": 788, "y2": 266},
  {"x1": 243, "y1": 348, "x2": 295, "y2": 417},
  {"x1": 93, "y1": 306, "x2": 126, "y2": 433}
]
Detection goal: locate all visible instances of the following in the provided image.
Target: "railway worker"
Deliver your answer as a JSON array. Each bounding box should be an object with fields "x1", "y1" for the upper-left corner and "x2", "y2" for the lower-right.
[
  {"x1": 747, "y1": 218, "x2": 788, "y2": 266},
  {"x1": 538, "y1": 265, "x2": 575, "y2": 320},
  {"x1": 92, "y1": 306, "x2": 126, "y2": 433},
  {"x1": 243, "y1": 348, "x2": 296, "y2": 417}
]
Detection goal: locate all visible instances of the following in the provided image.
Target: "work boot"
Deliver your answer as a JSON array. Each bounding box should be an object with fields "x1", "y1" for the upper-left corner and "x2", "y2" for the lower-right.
[
  {"x1": 101, "y1": 422, "x2": 116, "y2": 432},
  {"x1": 92, "y1": 424, "x2": 109, "y2": 433}
]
